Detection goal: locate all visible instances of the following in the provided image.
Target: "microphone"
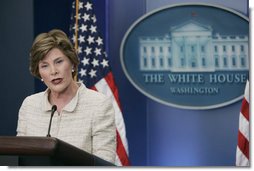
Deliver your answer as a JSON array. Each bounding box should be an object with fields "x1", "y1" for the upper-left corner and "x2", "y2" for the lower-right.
[{"x1": 46, "y1": 105, "x2": 57, "y2": 137}]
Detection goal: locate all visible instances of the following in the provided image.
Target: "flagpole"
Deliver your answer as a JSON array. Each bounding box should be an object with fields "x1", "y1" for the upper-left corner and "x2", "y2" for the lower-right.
[
  {"x1": 75, "y1": 0, "x2": 79, "y2": 50},
  {"x1": 74, "y1": 0, "x2": 79, "y2": 81}
]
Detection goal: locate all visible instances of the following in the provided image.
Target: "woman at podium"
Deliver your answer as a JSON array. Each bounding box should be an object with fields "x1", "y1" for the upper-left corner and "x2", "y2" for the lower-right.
[{"x1": 16, "y1": 29, "x2": 116, "y2": 164}]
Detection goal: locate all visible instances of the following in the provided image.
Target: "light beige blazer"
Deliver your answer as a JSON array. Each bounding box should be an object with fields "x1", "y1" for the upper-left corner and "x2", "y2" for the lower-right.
[{"x1": 17, "y1": 83, "x2": 116, "y2": 163}]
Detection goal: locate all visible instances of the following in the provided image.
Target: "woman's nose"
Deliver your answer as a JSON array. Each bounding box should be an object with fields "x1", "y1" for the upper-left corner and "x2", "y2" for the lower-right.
[{"x1": 50, "y1": 66, "x2": 58, "y2": 75}]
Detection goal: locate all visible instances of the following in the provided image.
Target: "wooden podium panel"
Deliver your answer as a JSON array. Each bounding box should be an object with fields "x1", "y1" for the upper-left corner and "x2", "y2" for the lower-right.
[{"x1": 0, "y1": 136, "x2": 114, "y2": 166}]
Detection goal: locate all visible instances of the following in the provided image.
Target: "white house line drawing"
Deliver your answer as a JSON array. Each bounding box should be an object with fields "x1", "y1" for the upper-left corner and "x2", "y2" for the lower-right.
[{"x1": 139, "y1": 20, "x2": 249, "y2": 72}]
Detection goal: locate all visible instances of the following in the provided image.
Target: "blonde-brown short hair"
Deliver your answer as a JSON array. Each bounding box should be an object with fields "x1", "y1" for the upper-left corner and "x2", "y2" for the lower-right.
[{"x1": 30, "y1": 29, "x2": 79, "y2": 79}]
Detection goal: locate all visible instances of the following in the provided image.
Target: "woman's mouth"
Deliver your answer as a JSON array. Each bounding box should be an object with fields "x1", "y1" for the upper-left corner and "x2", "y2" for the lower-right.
[{"x1": 51, "y1": 78, "x2": 63, "y2": 85}]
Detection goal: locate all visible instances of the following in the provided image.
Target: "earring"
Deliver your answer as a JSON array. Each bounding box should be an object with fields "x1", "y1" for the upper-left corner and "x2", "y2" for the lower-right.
[
  {"x1": 72, "y1": 68, "x2": 74, "y2": 73},
  {"x1": 41, "y1": 78, "x2": 44, "y2": 82}
]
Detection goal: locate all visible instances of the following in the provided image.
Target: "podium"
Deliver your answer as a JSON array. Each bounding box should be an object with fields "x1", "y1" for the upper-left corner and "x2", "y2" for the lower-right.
[{"x1": 0, "y1": 136, "x2": 114, "y2": 166}]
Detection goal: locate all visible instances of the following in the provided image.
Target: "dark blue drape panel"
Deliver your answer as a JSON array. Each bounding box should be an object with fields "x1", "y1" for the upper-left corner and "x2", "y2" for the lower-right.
[{"x1": 0, "y1": 0, "x2": 34, "y2": 136}]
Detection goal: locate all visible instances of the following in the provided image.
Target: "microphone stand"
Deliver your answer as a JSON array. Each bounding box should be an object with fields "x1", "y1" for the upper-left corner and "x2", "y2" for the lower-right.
[{"x1": 47, "y1": 105, "x2": 57, "y2": 137}]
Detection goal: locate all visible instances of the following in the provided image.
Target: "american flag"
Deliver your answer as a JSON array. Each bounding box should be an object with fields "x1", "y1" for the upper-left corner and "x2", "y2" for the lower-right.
[
  {"x1": 69, "y1": 0, "x2": 130, "y2": 166},
  {"x1": 236, "y1": 80, "x2": 249, "y2": 166}
]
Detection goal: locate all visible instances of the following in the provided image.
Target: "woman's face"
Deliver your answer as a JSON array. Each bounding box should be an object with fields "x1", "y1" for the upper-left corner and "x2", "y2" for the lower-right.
[{"x1": 38, "y1": 48, "x2": 74, "y2": 94}]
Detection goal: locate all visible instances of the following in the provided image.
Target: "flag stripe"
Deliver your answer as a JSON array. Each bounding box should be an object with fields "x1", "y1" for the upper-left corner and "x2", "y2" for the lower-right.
[
  {"x1": 236, "y1": 80, "x2": 249, "y2": 166},
  {"x1": 104, "y1": 72, "x2": 122, "y2": 110},
  {"x1": 116, "y1": 130, "x2": 130, "y2": 166},
  {"x1": 90, "y1": 86, "x2": 97, "y2": 91},
  {"x1": 239, "y1": 112, "x2": 249, "y2": 141},
  {"x1": 236, "y1": 147, "x2": 249, "y2": 166},
  {"x1": 237, "y1": 130, "x2": 249, "y2": 159},
  {"x1": 244, "y1": 81, "x2": 249, "y2": 102},
  {"x1": 240, "y1": 98, "x2": 249, "y2": 121}
]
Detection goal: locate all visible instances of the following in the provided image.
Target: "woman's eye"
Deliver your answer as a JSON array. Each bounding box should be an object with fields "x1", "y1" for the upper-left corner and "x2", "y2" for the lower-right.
[
  {"x1": 56, "y1": 60, "x2": 63, "y2": 64},
  {"x1": 40, "y1": 65, "x2": 48, "y2": 68}
]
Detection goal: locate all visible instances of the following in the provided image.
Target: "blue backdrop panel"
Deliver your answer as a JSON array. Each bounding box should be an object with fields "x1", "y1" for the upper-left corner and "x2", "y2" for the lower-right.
[{"x1": 145, "y1": 0, "x2": 248, "y2": 166}]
